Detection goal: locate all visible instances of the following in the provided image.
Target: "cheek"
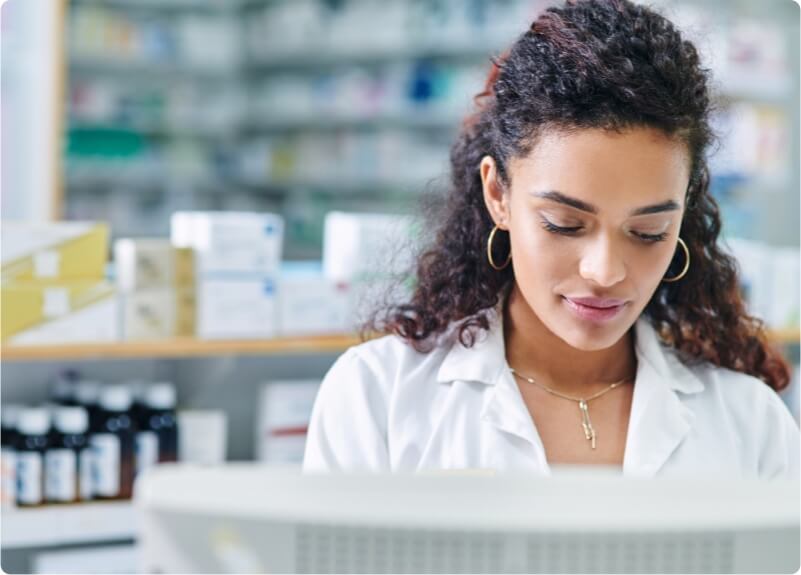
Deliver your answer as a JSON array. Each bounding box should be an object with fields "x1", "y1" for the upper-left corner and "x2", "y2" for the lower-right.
[{"x1": 509, "y1": 228, "x2": 576, "y2": 284}]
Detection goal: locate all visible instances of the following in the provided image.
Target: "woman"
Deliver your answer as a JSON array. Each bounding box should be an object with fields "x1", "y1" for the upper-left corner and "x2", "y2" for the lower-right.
[{"x1": 303, "y1": 0, "x2": 799, "y2": 477}]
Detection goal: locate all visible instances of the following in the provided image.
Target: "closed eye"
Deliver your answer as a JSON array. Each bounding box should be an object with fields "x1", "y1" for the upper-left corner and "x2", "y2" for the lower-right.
[{"x1": 539, "y1": 218, "x2": 668, "y2": 243}]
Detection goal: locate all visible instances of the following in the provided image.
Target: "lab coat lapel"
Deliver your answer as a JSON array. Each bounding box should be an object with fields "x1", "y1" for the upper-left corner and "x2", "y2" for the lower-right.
[
  {"x1": 480, "y1": 369, "x2": 548, "y2": 469},
  {"x1": 435, "y1": 306, "x2": 548, "y2": 468},
  {"x1": 622, "y1": 318, "x2": 703, "y2": 477}
]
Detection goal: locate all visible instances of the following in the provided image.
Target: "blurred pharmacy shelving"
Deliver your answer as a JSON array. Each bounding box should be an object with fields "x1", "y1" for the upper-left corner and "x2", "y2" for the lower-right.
[
  {"x1": 2, "y1": 1, "x2": 799, "y2": 573},
  {"x1": 59, "y1": 0, "x2": 800, "y2": 252}
]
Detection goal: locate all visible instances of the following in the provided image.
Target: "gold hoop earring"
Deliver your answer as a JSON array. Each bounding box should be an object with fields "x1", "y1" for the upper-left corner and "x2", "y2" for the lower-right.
[
  {"x1": 662, "y1": 237, "x2": 690, "y2": 283},
  {"x1": 487, "y1": 225, "x2": 511, "y2": 271}
]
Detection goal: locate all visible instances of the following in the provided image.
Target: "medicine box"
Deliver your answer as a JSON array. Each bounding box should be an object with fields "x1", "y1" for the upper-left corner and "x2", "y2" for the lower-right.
[
  {"x1": 277, "y1": 262, "x2": 350, "y2": 336},
  {"x1": 119, "y1": 288, "x2": 196, "y2": 340},
  {"x1": 171, "y1": 211, "x2": 284, "y2": 275},
  {"x1": 256, "y1": 380, "x2": 321, "y2": 465},
  {"x1": 322, "y1": 211, "x2": 415, "y2": 283},
  {"x1": 1, "y1": 222, "x2": 108, "y2": 283},
  {"x1": 1, "y1": 281, "x2": 119, "y2": 344},
  {"x1": 196, "y1": 276, "x2": 278, "y2": 339},
  {"x1": 114, "y1": 239, "x2": 195, "y2": 291}
]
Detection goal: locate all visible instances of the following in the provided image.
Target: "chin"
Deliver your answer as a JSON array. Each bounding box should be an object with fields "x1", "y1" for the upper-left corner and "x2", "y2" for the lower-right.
[
  {"x1": 558, "y1": 330, "x2": 622, "y2": 351},
  {"x1": 550, "y1": 311, "x2": 633, "y2": 351}
]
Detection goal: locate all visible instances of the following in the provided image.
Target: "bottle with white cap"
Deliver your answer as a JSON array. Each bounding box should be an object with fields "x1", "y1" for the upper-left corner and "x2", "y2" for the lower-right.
[
  {"x1": 90, "y1": 385, "x2": 135, "y2": 500},
  {"x1": 1, "y1": 404, "x2": 23, "y2": 507},
  {"x1": 15, "y1": 407, "x2": 50, "y2": 506},
  {"x1": 135, "y1": 382, "x2": 178, "y2": 476},
  {"x1": 45, "y1": 406, "x2": 91, "y2": 503}
]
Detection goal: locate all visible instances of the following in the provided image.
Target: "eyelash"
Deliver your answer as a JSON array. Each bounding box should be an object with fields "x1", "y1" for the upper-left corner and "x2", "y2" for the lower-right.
[{"x1": 539, "y1": 219, "x2": 668, "y2": 244}]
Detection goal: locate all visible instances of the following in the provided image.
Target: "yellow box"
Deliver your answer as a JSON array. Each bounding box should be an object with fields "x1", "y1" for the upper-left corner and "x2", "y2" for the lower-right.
[
  {"x1": 1, "y1": 222, "x2": 108, "y2": 283},
  {"x1": 1, "y1": 281, "x2": 117, "y2": 343}
]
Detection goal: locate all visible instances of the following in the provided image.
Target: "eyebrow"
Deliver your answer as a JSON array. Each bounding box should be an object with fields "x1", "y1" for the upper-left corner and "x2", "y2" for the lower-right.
[{"x1": 531, "y1": 190, "x2": 681, "y2": 216}]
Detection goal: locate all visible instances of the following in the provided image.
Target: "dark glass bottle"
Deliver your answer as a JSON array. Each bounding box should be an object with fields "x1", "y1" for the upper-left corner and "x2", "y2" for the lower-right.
[
  {"x1": 1, "y1": 404, "x2": 22, "y2": 507},
  {"x1": 15, "y1": 408, "x2": 50, "y2": 507},
  {"x1": 90, "y1": 385, "x2": 135, "y2": 500},
  {"x1": 45, "y1": 406, "x2": 91, "y2": 503},
  {"x1": 136, "y1": 382, "x2": 178, "y2": 477}
]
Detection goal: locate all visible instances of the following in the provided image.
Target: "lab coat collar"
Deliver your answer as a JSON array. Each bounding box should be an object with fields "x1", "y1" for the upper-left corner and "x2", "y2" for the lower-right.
[
  {"x1": 435, "y1": 305, "x2": 507, "y2": 386},
  {"x1": 437, "y1": 307, "x2": 706, "y2": 477},
  {"x1": 436, "y1": 306, "x2": 705, "y2": 396}
]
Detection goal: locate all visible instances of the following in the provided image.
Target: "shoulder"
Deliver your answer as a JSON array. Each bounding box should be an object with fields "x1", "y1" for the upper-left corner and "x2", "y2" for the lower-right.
[
  {"x1": 335, "y1": 330, "x2": 458, "y2": 394},
  {"x1": 303, "y1": 330, "x2": 460, "y2": 472},
  {"x1": 685, "y1": 359, "x2": 790, "y2": 415},
  {"x1": 679, "y1": 358, "x2": 799, "y2": 477}
]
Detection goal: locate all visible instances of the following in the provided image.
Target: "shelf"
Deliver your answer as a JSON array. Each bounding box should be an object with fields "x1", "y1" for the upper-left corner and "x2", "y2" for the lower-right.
[
  {"x1": 246, "y1": 112, "x2": 462, "y2": 132},
  {"x1": 245, "y1": 39, "x2": 506, "y2": 71},
  {"x1": 71, "y1": 0, "x2": 244, "y2": 10},
  {"x1": 65, "y1": 165, "x2": 220, "y2": 189},
  {"x1": 1, "y1": 334, "x2": 362, "y2": 362},
  {"x1": 69, "y1": 121, "x2": 237, "y2": 138},
  {"x1": 770, "y1": 328, "x2": 801, "y2": 346},
  {"x1": 69, "y1": 56, "x2": 241, "y2": 81},
  {"x1": 235, "y1": 176, "x2": 437, "y2": 195},
  {"x1": 1, "y1": 501, "x2": 134, "y2": 549},
  {"x1": 2, "y1": 330, "x2": 796, "y2": 363}
]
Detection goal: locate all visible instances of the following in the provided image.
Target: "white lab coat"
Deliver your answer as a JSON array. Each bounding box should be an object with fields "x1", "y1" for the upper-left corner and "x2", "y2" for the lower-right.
[{"x1": 303, "y1": 307, "x2": 800, "y2": 478}]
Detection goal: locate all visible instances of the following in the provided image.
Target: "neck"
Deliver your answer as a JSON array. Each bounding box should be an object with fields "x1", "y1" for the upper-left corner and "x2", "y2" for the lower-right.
[{"x1": 503, "y1": 285, "x2": 637, "y2": 396}]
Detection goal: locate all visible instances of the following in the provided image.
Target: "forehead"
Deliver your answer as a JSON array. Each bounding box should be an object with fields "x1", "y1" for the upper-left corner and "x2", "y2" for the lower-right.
[{"x1": 509, "y1": 127, "x2": 691, "y2": 208}]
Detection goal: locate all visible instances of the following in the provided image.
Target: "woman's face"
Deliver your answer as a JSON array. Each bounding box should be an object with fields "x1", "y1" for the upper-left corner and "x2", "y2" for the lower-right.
[{"x1": 481, "y1": 127, "x2": 691, "y2": 351}]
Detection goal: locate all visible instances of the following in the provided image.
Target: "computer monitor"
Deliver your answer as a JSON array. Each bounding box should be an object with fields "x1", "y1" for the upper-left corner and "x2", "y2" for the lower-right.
[{"x1": 135, "y1": 463, "x2": 799, "y2": 574}]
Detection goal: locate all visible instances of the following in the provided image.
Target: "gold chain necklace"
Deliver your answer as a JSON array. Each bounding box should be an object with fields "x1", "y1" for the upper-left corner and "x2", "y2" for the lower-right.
[{"x1": 509, "y1": 368, "x2": 632, "y2": 450}]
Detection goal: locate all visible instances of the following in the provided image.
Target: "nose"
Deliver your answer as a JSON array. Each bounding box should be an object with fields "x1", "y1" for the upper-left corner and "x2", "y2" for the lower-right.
[{"x1": 578, "y1": 235, "x2": 627, "y2": 288}]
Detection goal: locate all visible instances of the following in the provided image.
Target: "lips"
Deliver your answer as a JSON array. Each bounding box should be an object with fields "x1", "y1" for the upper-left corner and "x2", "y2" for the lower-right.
[
  {"x1": 566, "y1": 296, "x2": 628, "y2": 309},
  {"x1": 563, "y1": 296, "x2": 628, "y2": 323}
]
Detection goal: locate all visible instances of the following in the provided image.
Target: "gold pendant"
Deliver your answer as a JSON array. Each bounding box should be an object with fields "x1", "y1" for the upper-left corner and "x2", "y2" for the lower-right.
[{"x1": 578, "y1": 399, "x2": 597, "y2": 449}]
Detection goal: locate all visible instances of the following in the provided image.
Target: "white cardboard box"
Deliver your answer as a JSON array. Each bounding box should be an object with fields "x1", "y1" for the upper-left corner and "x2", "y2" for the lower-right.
[
  {"x1": 197, "y1": 276, "x2": 278, "y2": 339},
  {"x1": 171, "y1": 211, "x2": 284, "y2": 275},
  {"x1": 726, "y1": 238, "x2": 800, "y2": 330},
  {"x1": 177, "y1": 410, "x2": 227, "y2": 465},
  {"x1": 256, "y1": 380, "x2": 321, "y2": 465},
  {"x1": 277, "y1": 262, "x2": 350, "y2": 336},
  {"x1": 322, "y1": 211, "x2": 415, "y2": 283}
]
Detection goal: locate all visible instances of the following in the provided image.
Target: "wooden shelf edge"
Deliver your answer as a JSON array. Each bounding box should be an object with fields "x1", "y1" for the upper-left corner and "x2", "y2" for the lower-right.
[
  {"x1": 1, "y1": 334, "x2": 364, "y2": 362},
  {"x1": 769, "y1": 328, "x2": 801, "y2": 346},
  {"x1": 1, "y1": 330, "x2": 797, "y2": 362}
]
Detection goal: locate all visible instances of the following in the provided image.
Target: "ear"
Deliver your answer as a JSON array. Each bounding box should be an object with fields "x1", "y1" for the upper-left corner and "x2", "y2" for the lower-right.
[{"x1": 480, "y1": 155, "x2": 511, "y2": 230}]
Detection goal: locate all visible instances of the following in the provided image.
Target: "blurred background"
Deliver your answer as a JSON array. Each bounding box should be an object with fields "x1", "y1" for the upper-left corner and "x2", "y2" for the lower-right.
[{"x1": 1, "y1": 0, "x2": 799, "y2": 573}]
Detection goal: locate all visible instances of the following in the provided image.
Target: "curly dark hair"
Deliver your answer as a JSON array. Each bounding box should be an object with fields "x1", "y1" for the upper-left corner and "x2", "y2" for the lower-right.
[{"x1": 367, "y1": 0, "x2": 791, "y2": 392}]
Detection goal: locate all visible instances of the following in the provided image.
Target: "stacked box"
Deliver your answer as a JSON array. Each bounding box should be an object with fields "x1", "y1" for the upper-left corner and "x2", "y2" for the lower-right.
[
  {"x1": 171, "y1": 211, "x2": 284, "y2": 339},
  {"x1": 114, "y1": 239, "x2": 196, "y2": 340},
  {"x1": 1, "y1": 222, "x2": 118, "y2": 344},
  {"x1": 725, "y1": 237, "x2": 801, "y2": 331},
  {"x1": 322, "y1": 211, "x2": 416, "y2": 328},
  {"x1": 277, "y1": 261, "x2": 350, "y2": 336}
]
